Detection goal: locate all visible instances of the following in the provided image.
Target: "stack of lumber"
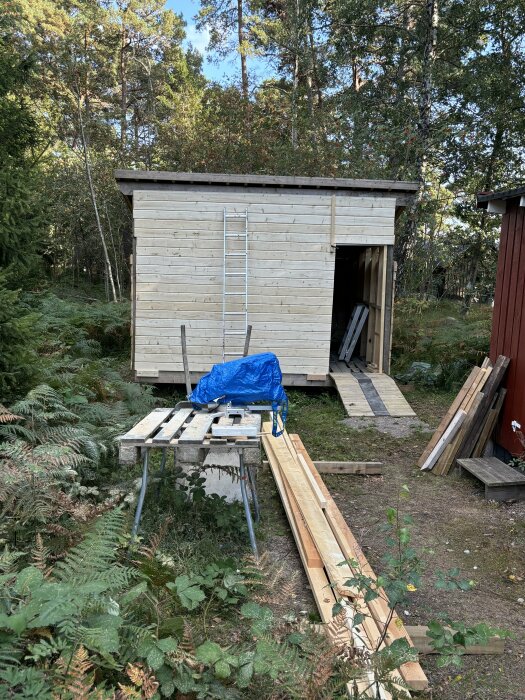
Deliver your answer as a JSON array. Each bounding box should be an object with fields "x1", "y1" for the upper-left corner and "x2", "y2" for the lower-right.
[
  {"x1": 262, "y1": 423, "x2": 428, "y2": 698},
  {"x1": 419, "y1": 355, "x2": 509, "y2": 475}
]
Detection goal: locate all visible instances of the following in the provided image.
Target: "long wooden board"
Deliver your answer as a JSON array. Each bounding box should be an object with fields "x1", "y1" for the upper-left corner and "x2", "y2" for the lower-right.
[
  {"x1": 435, "y1": 392, "x2": 484, "y2": 476},
  {"x1": 151, "y1": 408, "x2": 193, "y2": 444},
  {"x1": 472, "y1": 389, "x2": 507, "y2": 458},
  {"x1": 417, "y1": 366, "x2": 480, "y2": 467},
  {"x1": 262, "y1": 426, "x2": 356, "y2": 597},
  {"x1": 289, "y1": 434, "x2": 428, "y2": 692},
  {"x1": 457, "y1": 355, "x2": 510, "y2": 459}
]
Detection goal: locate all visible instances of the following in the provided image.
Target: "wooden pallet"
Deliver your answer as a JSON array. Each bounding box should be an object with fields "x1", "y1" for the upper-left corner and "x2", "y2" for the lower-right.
[
  {"x1": 118, "y1": 405, "x2": 261, "y2": 463},
  {"x1": 456, "y1": 457, "x2": 525, "y2": 501}
]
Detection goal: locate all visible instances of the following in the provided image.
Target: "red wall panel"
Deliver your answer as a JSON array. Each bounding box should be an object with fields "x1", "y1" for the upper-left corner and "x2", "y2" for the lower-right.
[{"x1": 490, "y1": 202, "x2": 525, "y2": 455}]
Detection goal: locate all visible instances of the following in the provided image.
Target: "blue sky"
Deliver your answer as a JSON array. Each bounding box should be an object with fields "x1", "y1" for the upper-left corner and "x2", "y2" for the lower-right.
[{"x1": 166, "y1": 0, "x2": 268, "y2": 84}]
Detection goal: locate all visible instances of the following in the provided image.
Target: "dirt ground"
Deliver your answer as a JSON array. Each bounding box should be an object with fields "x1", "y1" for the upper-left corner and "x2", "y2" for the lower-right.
[{"x1": 258, "y1": 387, "x2": 525, "y2": 700}]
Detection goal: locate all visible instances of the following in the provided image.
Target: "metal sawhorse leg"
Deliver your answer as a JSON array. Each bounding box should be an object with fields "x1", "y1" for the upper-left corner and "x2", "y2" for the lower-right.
[
  {"x1": 238, "y1": 452, "x2": 259, "y2": 559},
  {"x1": 131, "y1": 448, "x2": 149, "y2": 542},
  {"x1": 131, "y1": 448, "x2": 261, "y2": 559}
]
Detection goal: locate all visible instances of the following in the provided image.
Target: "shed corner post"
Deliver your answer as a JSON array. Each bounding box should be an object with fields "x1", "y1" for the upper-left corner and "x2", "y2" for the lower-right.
[{"x1": 382, "y1": 245, "x2": 395, "y2": 375}]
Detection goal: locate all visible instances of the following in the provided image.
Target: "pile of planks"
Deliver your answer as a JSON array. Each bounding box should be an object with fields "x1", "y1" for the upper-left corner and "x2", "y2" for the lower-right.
[
  {"x1": 419, "y1": 355, "x2": 509, "y2": 475},
  {"x1": 262, "y1": 423, "x2": 428, "y2": 699}
]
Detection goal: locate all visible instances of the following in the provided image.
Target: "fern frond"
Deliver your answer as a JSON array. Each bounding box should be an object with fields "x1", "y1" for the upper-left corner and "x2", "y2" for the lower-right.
[
  {"x1": 31, "y1": 534, "x2": 52, "y2": 578},
  {"x1": 54, "y1": 645, "x2": 95, "y2": 699},
  {"x1": 137, "y1": 516, "x2": 173, "y2": 561},
  {"x1": 0, "y1": 405, "x2": 22, "y2": 423},
  {"x1": 53, "y1": 509, "x2": 126, "y2": 585}
]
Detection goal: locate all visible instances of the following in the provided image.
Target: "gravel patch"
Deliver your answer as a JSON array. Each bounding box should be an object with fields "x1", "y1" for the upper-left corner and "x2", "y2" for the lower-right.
[{"x1": 342, "y1": 415, "x2": 431, "y2": 437}]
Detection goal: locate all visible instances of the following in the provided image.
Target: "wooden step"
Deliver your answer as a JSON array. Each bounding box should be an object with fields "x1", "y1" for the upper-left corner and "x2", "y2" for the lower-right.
[{"x1": 456, "y1": 457, "x2": 525, "y2": 501}]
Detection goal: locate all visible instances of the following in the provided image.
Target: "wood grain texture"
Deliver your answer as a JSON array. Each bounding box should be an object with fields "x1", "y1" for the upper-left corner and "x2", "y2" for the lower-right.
[{"x1": 290, "y1": 434, "x2": 428, "y2": 691}]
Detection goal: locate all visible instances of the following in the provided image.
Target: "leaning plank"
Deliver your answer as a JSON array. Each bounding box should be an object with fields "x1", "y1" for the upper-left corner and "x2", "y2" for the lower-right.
[
  {"x1": 290, "y1": 434, "x2": 428, "y2": 692},
  {"x1": 121, "y1": 408, "x2": 174, "y2": 443},
  {"x1": 437, "y1": 392, "x2": 484, "y2": 476},
  {"x1": 417, "y1": 366, "x2": 480, "y2": 467},
  {"x1": 314, "y1": 461, "x2": 383, "y2": 475},
  {"x1": 420, "y1": 410, "x2": 467, "y2": 471},
  {"x1": 405, "y1": 626, "x2": 504, "y2": 655},
  {"x1": 262, "y1": 426, "x2": 356, "y2": 597},
  {"x1": 338, "y1": 305, "x2": 364, "y2": 360},
  {"x1": 457, "y1": 355, "x2": 510, "y2": 459},
  {"x1": 151, "y1": 408, "x2": 193, "y2": 444},
  {"x1": 471, "y1": 389, "x2": 506, "y2": 458}
]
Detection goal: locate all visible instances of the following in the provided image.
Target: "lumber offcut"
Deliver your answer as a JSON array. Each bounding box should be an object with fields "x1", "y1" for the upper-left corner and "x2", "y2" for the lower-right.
[
  {"x1": 405, "y1": 626, "x2": 504, "y2": 655},
  {"x1": 314, "y1": 461, "x2": 383, "y2": 475}
]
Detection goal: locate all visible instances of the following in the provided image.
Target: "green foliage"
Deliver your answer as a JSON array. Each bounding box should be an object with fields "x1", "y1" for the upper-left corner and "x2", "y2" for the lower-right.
[
  {"x1": 392, "y1": 298, "x2": 492, "y2": 389},
  {"x1": 424, "y1": 619, "x2": 511, "y2": 668}
]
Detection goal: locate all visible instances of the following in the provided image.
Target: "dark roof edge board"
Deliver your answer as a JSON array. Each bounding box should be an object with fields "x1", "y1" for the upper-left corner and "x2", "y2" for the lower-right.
[
  {"x1": 477, "y1": 184, "x2": 525, "y2": 207},
  {"x1": 115, "y1": 169, "x2": 419, "y2": 194}
]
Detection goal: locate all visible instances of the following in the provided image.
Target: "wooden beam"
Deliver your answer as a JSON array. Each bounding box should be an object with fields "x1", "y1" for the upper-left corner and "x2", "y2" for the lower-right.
[
  {"x1": 417, "y1": 366, "x2": 480, "y2": 467},
  {"x1": 405, "y1": 626, "x2": 504, "y2": 655},
  {"x1": 290, "y1": 434, "x2": 428, "y2": 692},
  {"x1": 314, "y1": 461, "x2": 383, "y2": 475}
]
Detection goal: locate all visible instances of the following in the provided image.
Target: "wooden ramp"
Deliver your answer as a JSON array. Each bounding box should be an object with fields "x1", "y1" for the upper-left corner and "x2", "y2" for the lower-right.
[{"x1": 330, "y1": 356, "x2": 415, "y2": 418}]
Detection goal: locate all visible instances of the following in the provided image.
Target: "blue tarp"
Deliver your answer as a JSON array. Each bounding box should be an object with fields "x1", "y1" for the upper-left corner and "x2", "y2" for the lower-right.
[{"x1": 189, "y1": 353, "x2": 288, "y2": 436}]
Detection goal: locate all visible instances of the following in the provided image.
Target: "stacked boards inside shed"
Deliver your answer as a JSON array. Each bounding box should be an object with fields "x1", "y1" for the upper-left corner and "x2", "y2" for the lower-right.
[
  {"x1": 419, "y1": 356, "x2": 509, "y2": 475},
  {"x1": 262, "y1": 423, "x2": 428, "y2": 698}
]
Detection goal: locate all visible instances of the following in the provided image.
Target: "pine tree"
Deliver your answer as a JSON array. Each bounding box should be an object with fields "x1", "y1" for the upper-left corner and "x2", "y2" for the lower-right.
[{"x1": 0, "y1": 8, "x2": 44, "y2": 399}]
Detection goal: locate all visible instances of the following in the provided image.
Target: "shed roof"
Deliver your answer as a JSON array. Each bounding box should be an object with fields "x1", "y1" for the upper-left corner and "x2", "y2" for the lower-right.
[
  {"x1": 115, "y1": 170, "x2": 418, "y2": 205},
  {"x1": 477, "y1": 184, "x2": 525, "y2": 208}
]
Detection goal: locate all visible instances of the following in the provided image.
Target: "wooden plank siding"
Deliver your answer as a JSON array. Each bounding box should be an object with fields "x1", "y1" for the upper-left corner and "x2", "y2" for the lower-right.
[
  {"x1": 132, "y1": 188, "x2": 396, "y2": 379},
  {"x1": 490, "y1": 201, "x2": 525, "y2": 454}
]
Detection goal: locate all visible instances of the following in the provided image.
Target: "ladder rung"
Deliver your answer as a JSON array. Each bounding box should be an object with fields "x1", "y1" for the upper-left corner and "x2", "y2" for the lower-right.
[
  {"x1": 225, "y1": 234, "x2": 247, "y2": 238},
  {"x1": 225, "y1": 213, "x2": 248, "y2": 218},
  {"x1": 224, "y1": 331, "x2": 246, "y2": 335},
  {"x1": 224, "y1": 352, "x2": 244, "y2": 356},
  {"x1": 225, "y1": 272, "x2": 246, "y2": 277},
  {"x1": 224, "y1": 312, "x2": 245, "y2": 315},
  {"x1": 224, "y1": 292, "x2": 245, "y2": 296},
  {"x1": 225, "y1": 253, "x2": 246, "y2": 257}
]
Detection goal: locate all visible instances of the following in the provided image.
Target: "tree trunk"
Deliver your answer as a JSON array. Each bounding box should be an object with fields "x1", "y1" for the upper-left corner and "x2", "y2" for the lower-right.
[
  {"x1": 396, "y1": 0, "x2": 439, "y2": 291},
  {"x1": 462, "y1": 125, "x2": 504, "y2": 312},
  {"x1": 120, "y1": 27, "x2": 128, "y2": 155},
  {"x1": 76, "y1": 89, "x2": 118, "y2": 303},
  {"x1": 237, "y1": 0, "x2": 248, "y2": 100}
]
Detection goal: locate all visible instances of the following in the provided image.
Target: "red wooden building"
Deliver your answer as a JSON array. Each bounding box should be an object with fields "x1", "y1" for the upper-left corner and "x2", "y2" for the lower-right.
[{"x1": 477, "y1": 186, "x2": 525, "y2": 455}]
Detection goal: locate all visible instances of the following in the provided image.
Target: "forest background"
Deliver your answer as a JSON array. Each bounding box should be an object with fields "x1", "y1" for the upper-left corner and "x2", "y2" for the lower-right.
[{"x1": 0, "y1": 2, "x2": 524, "y2": 696}]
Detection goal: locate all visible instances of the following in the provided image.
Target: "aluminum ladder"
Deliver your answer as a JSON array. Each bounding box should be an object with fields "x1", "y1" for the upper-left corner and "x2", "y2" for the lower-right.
[{"x1": 222, "y1": 208, "x2": 248, "y2": 362}]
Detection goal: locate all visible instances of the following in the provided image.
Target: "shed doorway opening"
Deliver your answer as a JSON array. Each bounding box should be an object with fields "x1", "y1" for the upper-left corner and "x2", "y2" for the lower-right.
[{"x1": 330, "y1": 245, "x2": 389, "y2": 372}]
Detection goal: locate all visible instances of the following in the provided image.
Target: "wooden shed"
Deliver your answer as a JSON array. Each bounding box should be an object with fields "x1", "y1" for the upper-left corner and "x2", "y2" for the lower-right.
[
  {"x1": 116, "y1": 170, "x2": 417, "y2": 413},
  {"x1": 477, "y1": 185, "x2": 525, "y2": 455}
]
